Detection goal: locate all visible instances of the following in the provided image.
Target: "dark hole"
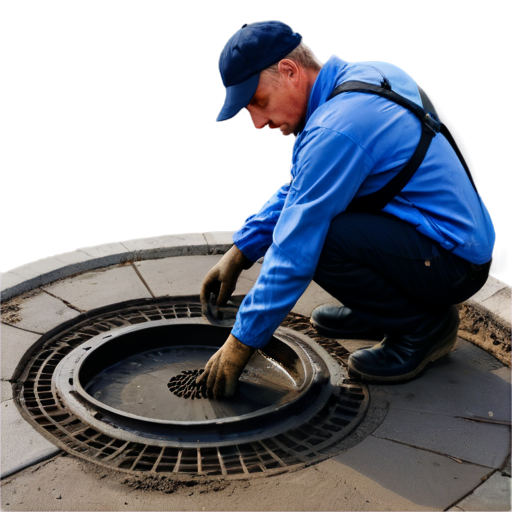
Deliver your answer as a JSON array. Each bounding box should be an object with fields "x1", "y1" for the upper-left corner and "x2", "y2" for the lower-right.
[{"x1": 167, "y1": 369, "x2": 208, "y2": 399}]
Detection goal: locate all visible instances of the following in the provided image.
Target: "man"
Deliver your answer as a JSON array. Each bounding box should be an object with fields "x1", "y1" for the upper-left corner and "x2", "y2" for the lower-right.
[{"x1": 197, "y1": 21, "x2": 494, "y2": 398}]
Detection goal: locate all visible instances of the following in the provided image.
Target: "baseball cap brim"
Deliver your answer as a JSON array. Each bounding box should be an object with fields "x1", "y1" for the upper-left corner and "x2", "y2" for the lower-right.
[{"x1": 216, "y1": 73, "x2": 260, "y2": 122}]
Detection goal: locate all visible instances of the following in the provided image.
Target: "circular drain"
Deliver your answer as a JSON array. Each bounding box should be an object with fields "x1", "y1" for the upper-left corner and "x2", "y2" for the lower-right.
[
  {"x1": 14, "y1": 298, "x2": 368, "y2": 479},
  {"x1": 167, "y1": 370, "x2": 208, "y2": 399}
]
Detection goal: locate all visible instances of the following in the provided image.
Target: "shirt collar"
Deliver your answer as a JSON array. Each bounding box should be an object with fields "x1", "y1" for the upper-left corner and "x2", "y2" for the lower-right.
[{"x1": 305, "y1": 55, "x2": 348, "y2": 124}]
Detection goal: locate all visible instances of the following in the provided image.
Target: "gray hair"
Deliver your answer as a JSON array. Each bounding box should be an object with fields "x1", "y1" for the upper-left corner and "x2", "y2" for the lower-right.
[{"x1": 262, "y1": 42, "x2": 322, "y2": 78}]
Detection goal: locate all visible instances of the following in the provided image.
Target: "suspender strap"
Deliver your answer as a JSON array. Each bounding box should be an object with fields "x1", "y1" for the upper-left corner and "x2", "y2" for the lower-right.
[
  {"x1": 328, "y1": 81, "x2": 433, "y2": 124},
  {"x1": 417, "y1": 85, "x2": 478, "y2": 192},
  {"x1": 328, "y1": 81, "x2": 441, "y2": 213},
  {"x1": 347, "y1": 125, "x2": 435, "y2": 213}
]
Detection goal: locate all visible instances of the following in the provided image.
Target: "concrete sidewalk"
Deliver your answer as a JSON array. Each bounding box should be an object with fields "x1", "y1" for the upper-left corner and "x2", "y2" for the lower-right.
[{"x1": 1, "y1": 232, "x2": 510, "y2": 511}]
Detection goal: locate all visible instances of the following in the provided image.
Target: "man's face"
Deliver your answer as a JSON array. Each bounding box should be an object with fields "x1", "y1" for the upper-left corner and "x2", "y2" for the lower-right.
[{"x1": 245, "y1": 65, "x2": 308, "y2": 136}]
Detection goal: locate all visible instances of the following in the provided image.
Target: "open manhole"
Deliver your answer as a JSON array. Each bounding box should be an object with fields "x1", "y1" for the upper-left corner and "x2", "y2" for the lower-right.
[{"x1": 14, "y1": 298, "x2": 369, "y2": 479}]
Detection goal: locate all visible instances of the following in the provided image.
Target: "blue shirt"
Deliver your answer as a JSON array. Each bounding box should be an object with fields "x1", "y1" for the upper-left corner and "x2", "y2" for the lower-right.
[{"x1": 232, "y1": 56, "x2": 495, "y2": 348}]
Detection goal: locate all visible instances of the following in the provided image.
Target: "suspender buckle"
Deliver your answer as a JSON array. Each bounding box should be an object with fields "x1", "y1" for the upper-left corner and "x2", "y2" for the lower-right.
[{"x1": 424, "y1": 112, "x2": 441, "y2": 134}]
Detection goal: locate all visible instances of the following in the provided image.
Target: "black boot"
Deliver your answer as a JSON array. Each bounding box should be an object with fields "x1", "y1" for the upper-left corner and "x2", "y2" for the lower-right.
[
  {"x1": 311, "y1": 305, "x2": 385, "y2": 340},
  {"x1": 347, "y1": 306, "x2": 460, "y2": 382}
]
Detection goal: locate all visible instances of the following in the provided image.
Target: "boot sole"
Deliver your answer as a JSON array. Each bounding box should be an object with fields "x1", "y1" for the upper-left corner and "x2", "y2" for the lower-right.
[{"x1": 347, "y1": 322, "x2": 459, "y2": 383}]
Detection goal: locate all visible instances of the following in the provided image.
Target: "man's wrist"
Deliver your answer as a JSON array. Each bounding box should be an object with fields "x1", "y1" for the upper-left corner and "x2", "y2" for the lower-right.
[
  {"x1": 229, "y1": 333, "x2": 256, "y2": 355},
  {"x1": 231, "y1": 244, "x2": 254, "y2": 270}
]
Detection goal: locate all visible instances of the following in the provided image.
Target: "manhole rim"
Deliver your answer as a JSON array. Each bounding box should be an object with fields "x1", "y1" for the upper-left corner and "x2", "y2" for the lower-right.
[
  {"x1": 54, "y1": 317, "x2": 330, "y2": 428},
  {"x1": 13, "y1": 297, "x2": 371, "y2": 480}
]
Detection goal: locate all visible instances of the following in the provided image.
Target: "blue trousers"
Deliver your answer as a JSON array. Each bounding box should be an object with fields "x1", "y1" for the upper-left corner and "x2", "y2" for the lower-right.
[{"x1": 313, "y1": 213, "x2": 490, "y2": 335}]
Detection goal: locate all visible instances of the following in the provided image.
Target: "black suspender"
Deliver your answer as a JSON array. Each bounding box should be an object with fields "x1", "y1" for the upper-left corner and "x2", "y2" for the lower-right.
[{"x1": 327, "y1": 80, "x2": 477, "y2": 213}]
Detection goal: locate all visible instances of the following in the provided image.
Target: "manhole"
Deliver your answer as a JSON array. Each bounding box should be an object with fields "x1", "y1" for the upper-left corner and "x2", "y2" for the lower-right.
[{"x1": 14, "y1": 298, "x2": 369, "y2": 479}]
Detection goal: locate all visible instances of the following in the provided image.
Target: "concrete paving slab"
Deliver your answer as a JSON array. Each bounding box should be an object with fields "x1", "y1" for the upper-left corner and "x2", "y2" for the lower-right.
[
  {"x1": 203, "y1": 231, "x2": 234, "y2": 254},
  {"x1": 482, "y1": 287, "x2": 512, "y2": 325},
  {"x1": 492, "y1": 366, "x2": 512, "y2": 383},
  {"x1": 1, "y1": 380, "x2": 13, "y2": 402},
  {"x1": 1, "y1": 447, "x2": 453, "y2": 511},
  {"x1": 134, "y1": 255, "x2": 261, "y2": 299},
  {"x1": 239, "y1": 260, "x2": 264, "y2": 282},
  {"x1": 370, "y1": 339, "x2": 511, "y2": 421},
  {"x1": 134, "y1": 255, "x2": 223, "y2": 297},
  {"x1": 471, "y1": 276, "x2": 509, "y2": 304},
  {"x1": 292, "y1": 280, "x2": 341, "y2": 317},
  {"x1": 42, "y1": 265, "x2": 151, "y2": 312},
  {"x1": 454, "y1": 471, "x2": 511, "y2": 511},
  {"x1": 1, "y1": 324, "x2": 41, "y2": 381},
  {"x1": 1, "y1": 399, "x2": 60, "y2": 479},
  {"x1": 234, "y1": 275, "x2": 258, "y2": 296},
  {"x1": 2, "y1": 290, "x2": 80, "y2": 333},
  {"x1": 333, "y1": 435, "x2": 492, "y2": 510},
  {"x1": 122, "y1": 233, "x2": 207, "y2": 260},
  {"x1": 373, "y1": 408, "x2": 510, "y2": 468}
]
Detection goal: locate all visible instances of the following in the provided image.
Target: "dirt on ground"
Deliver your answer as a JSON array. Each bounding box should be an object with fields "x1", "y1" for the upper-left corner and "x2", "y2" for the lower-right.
[
  {"x1": 1, "y1": 262, "x2": 132, "y2": 324},
  {"x1": 0, "y1": 289, "x2": 42, "y2": 324},
  {"x1": 76, "y1": 455, "x2": 233, "y2": 496},
  {"x1": 458, "y1": 301, "x2": 511, "y2": 367},
  {"x1": 121, "y1": 474, "x2": 230, "y2": 494}
]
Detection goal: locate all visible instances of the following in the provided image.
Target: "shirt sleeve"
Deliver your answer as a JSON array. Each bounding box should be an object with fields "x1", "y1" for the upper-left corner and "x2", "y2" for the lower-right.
[
  {"x1": 232, "y1": 182, "x2": 291, "y2": 263},
  {"x1": 232, "y1": 127, "x2": 375, "y2": 348}
]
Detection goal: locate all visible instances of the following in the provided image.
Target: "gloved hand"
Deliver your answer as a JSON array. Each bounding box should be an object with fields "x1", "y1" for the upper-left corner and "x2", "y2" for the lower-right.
[
  {"x1": 200, "y1": 245, "x2": 252, "y2": 318},
  {"x1": 196, "y1": 334, "x2": 255, "y2": 398}
]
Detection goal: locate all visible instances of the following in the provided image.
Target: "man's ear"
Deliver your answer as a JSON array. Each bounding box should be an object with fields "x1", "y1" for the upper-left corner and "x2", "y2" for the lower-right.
[{"x1": 278, "y1": 59, "x2": 301, "y2": 86}]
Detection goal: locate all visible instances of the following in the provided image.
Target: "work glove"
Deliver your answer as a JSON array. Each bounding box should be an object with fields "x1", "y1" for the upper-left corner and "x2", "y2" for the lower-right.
[
  {"x1": 196, "y1": 334, "x2": 255, "y2": 398},
  {"x1": 200, "y1": 245, "x2": 252, "y2": 318}
]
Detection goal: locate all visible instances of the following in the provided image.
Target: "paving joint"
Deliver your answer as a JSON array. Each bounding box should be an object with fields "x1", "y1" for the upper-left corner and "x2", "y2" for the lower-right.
[
  {"x1": 41, "y1": 289, "x2": 85, "y2": 313},
  {"x1": 370, "y1": 433, "x2": 500, "y2": 470},
  {"x1": 0, "y1": 453, "x2": 64, "y2": 483},
  {"x1": 130, "y1": 262, "x2": 156, "y2": 299},
  {"x1": 0, "y1": 321, "x2": 42, "y2": 336},
  {"x1": 454, "y1": 415, "x2": 511, "y2": 427},
  {"x1": 444, "y1": 469, "x2": 500, "y2": 511},
  {"x1": 120, "y1": 242, "x2": 131, "y2": 253}
]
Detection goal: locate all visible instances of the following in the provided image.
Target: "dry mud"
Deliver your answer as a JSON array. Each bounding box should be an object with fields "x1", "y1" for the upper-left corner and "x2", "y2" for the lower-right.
[
  {"x1": 122, "y1": 474, "x2": 230, "y2": 494},
  {"x1": 0, "y1": 289, "x2": 42, "y2": 324},
  {"x1": 458, "y1": 301, "x2": 511, "y2": 367}
]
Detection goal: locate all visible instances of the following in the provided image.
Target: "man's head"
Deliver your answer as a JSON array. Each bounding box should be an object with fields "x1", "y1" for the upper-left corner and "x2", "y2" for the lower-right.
[{"x1": 217, "y1": 21, "x2": 321, "y2": 135}]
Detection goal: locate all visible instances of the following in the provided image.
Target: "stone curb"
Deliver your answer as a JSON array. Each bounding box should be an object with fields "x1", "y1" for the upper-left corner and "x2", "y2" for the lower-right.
[{"x1": 1, "y1": 232, "x2": 234, "y2": 302}]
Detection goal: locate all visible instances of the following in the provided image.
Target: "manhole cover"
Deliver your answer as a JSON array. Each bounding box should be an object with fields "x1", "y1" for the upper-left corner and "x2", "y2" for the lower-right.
[{"x1": 14, "y1": 298, "x2": 369, "y2": 479}]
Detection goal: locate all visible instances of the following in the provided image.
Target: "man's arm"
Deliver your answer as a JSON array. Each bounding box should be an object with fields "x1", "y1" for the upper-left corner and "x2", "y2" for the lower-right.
[
  {"x1": 233, "y1": 182, "x2": 291, "y2": 263},
  {"x1": 232, "y1": 128, "x2": 373, "y2": 347},
  {"x1": 200, "y1": 182, "x2": 290, "y2": 312},
  {"x1": 199, "y1": 128, "x2": 374, "y2": 395}
]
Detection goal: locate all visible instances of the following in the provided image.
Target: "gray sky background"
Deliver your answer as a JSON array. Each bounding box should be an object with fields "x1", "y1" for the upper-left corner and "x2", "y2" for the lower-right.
[{"x1": 1, "y1": 1, "x2": 510, "y2": 285}]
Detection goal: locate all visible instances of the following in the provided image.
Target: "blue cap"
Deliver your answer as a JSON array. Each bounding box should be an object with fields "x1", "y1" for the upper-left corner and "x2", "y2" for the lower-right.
[{"x1": 217, "y1": 21, "x2": 302, "y2": 122}]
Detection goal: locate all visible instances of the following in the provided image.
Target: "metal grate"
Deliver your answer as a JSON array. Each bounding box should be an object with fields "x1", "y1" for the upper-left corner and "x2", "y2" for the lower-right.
[
  {"x1": 167, "y1": 369, "x2": 208, "y2": 399},
  {"x1": 14, "y1": 299, "x2": 368, "y2": 480}
]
